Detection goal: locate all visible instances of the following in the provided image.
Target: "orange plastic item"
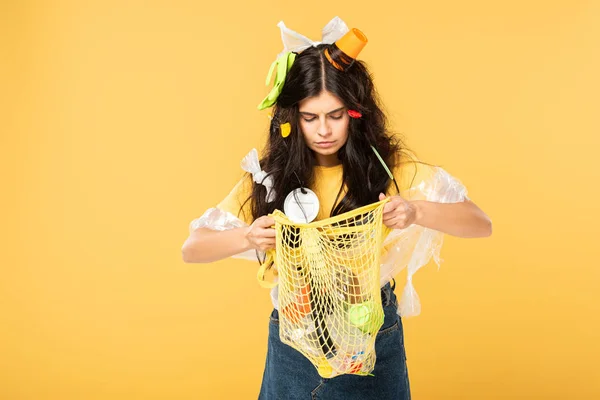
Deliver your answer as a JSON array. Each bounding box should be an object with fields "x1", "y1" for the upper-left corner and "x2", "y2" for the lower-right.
[
  {"x1": 336, "y1": 28, "x2": 367, "y2": 59},
  {"x1": 281, "y1": 283, "x2": 312, "y2": 323}
]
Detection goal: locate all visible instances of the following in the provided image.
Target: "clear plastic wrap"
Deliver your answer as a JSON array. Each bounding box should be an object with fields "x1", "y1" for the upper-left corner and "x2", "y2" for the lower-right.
[
  {"x1": 188, "y1": 207, "x2": 264, "y2": 262},
  {"x1": 275, "y1": 16, "x2": 349, "y2": 58},
  {"x1": 241, "y1": 149, "x2": 276, "y2": 202},
  {"x1": 380, "y1": 166, "x2": 469, "y2": 317}
]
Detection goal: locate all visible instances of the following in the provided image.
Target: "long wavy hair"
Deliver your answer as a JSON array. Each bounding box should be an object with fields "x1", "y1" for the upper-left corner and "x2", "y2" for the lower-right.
[{"x1": 243, "y1": 43, "x2": 421, "y2": 222}]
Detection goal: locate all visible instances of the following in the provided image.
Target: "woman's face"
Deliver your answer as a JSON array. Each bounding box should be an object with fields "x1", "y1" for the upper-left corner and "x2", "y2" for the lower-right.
[{"x1": 298, "y1": 90, "x2": 349, "y2": 167}]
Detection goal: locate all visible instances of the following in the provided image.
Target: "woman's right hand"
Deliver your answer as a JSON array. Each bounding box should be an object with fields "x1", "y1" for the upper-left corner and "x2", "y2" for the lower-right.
[{"x1": 245, "y1": 216, "x2": 276, "y2": 251}]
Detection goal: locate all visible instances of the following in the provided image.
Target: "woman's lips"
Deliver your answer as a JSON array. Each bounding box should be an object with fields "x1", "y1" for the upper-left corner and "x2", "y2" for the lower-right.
[{"x1": 315, "y1": 141, "x2": 336, "y2": 148}]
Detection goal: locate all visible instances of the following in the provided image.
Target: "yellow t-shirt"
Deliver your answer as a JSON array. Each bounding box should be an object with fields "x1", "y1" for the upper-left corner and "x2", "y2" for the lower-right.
[
  {"x1": 216, "y1": 149, "x2": 435, "y2": 226},
  {"x1": 215, "y1": 164, "x2": 347, "y2": 225}
]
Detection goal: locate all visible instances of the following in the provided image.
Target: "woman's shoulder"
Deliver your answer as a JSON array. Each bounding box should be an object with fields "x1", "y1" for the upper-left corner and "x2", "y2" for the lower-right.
[
  {"x1": 233, "y1": 172, "x2": 255, "y2": 193},
  {"x1": 392, "y1": 148, "x2": 439, "y2": 194},
  {"x1": 215, "y1": 172, "x2": 255, "y2": 224}
]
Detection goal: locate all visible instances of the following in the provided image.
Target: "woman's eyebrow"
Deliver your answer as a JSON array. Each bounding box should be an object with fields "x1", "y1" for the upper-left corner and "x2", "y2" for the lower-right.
[{"x1": 299, "y1": 107, "x2": 345, "y2": 116}]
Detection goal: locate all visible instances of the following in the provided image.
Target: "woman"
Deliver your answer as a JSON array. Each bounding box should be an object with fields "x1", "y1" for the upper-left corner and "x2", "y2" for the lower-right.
[{"x1": 182, "y1": 17, "x2": 492, "y2": 400}]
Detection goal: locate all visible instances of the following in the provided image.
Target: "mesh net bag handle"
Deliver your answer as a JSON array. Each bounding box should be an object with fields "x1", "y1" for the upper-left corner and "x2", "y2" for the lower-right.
[
  {"x1": 257, "y1": 251, "x2": 278, "y2": 289},
  {"x1": 257, "y1": 198, "x2": 391, "y2": 378}
]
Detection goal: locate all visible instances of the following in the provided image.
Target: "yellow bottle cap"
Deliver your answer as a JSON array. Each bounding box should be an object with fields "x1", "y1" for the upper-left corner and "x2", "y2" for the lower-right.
[{"x1": 317, "y1": 361, "x2": 333, "y2": 378}]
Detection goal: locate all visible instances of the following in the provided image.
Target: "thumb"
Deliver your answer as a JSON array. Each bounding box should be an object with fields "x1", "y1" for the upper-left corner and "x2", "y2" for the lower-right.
[
  {"x1": 264, "y1": 216, "x2": 276, "y2": 228},
  {"x1": 379, "y1": 192, "x2": 386, "y2": 201}
]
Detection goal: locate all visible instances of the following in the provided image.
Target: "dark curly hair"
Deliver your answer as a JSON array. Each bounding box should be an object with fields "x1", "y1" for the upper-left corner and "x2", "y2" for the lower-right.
[{"x1": 243, "y1": 43, "x2": 422, "y2": 222}]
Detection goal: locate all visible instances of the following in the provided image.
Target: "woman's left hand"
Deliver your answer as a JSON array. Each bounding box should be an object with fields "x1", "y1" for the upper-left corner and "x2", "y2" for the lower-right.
[{"x1": 379, "y1": 192, "x2": 419, "y2": 230}]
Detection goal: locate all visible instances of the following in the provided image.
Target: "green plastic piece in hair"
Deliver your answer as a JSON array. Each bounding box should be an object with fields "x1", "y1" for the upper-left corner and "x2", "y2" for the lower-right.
[
  {"x1": 258, "y1": 52, "x2": 297, "y2": 110},
  {"x1": 370, "y1": 145, "x2": 394, "y2": 181}
]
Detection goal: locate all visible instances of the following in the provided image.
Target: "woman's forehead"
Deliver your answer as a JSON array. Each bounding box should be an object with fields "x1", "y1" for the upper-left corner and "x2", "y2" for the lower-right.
[{"x1": 299, "y1": 90, "x2": 344, "y2": 113}]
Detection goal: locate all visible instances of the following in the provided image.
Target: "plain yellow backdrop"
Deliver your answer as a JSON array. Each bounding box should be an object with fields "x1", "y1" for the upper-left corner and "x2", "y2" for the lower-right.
[{"x1": 2, "y1": 0, "x2": 599, "y2": 399}]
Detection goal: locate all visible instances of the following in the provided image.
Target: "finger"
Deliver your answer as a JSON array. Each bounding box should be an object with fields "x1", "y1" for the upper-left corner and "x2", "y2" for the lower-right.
[
  {"x1": 261, "y1": 240, "x2": 276, "y2": 250},
  {"x1": 379, "y1": 192, "x2": 386, "y2": 201},
  {"x1": 383, "y1": 199, "x2": 403, "y2": 215},
  {"x1": 383, "y1": 211, "x2": 405, "y2": 224},
  {"x1": 383, "y1": 201, "x2": 399, "y2": 214},
  {"x1": 384, "y1": 214, "x2": 406, "y2": 228},
  {"x1": 390, "y1": 195, "x2": 406, "y2": 206},
  {"x1": 392, "y1": 202, "x2": 407, "y2": 215},
  {"x1": 261, "y1": 228, "x2": 276, "y2": 238},
  {"x1": 258, "y1": 236, "x2": 275, "y2": 245},
  {"x1": 257, "y1": 216, "x2": 275, "y2": 227},
  {"x1": 262, "y1": 216, "x2": 275, "y2": 226}
]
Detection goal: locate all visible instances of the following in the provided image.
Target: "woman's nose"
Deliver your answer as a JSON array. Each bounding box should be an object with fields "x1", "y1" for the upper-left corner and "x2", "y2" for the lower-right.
[{"x1": 317, "y1": 118, "x2": 332, "y2": 137}]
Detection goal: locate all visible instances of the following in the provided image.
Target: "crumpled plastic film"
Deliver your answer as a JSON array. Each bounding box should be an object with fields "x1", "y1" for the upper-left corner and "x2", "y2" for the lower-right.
[
  {"x1": 275, "y1": 16, "x2": 349, "y2": 58},
  {"x1": 380, "y1": 166, "x2": 469, "y2": 317},
  {"x1": 240, "y1": 149, "x2": 276, "y2": 202},
  {"x1": 188, "y1": 207, "x2": 264, "y2": 262}
]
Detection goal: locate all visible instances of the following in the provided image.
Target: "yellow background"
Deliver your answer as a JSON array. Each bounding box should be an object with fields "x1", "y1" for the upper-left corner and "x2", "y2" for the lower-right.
[{"x1": 2, "y1": 1, "x2": 599, "y2": 399}]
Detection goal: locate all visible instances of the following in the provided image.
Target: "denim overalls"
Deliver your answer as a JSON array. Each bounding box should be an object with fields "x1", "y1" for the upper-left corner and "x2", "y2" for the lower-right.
[{"x1": 258, "y1": 279, "x2": 411, "y2": 400}]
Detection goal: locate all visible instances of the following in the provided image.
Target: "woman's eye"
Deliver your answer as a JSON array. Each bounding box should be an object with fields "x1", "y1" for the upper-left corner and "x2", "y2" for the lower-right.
[
  {"x1": 330, "y1": 115, "x2": 343, "y2": 120},
  {"x1": 303, "y1": 117, "x2": 316, "y2": 122}
]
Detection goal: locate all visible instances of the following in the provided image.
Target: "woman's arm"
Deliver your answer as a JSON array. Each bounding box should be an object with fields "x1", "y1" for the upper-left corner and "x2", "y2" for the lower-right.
[
  {"x1": 412, "y1": 198, "x2": 492, "y2": 238},
  {"x1": 181, "y1": 227, "x2": 252, "y2": 263},
  {"x1": 181, "y1": 216, "x2": 276, "y2": 263},
  {"x1": 380, "y1": 193, "x2": 492, "y2": 238}
]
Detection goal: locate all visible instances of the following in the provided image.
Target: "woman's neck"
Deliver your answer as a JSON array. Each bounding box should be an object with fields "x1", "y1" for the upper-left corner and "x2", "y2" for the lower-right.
[{"x1": 315, "y1": 152, "x2": 341, "y2": 167}]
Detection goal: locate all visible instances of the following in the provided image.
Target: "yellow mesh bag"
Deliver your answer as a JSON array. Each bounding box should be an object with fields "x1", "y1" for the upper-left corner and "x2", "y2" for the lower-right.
[{"x1": 257, "y1": 198, "x2": 390, "y2": 378}]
